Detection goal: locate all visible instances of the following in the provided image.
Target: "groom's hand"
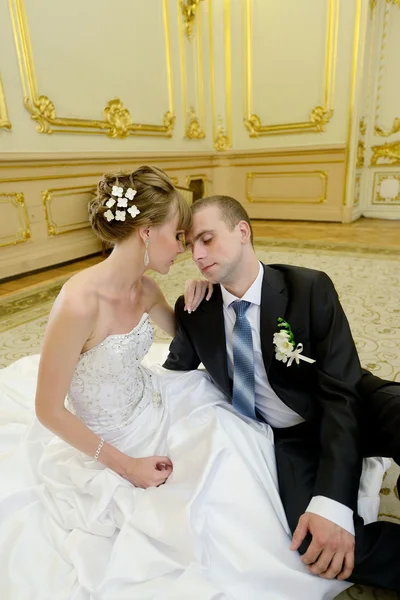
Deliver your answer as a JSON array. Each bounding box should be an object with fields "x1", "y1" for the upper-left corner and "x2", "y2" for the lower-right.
[{"x1": 291, "y1": 513, "x2": 355, "y2": 581}]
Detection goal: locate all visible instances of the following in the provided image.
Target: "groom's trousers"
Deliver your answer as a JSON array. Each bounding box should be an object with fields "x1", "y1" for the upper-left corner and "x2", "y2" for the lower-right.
[{"x1": 273, "y1": 379, "x2": 400, "y2": 592}]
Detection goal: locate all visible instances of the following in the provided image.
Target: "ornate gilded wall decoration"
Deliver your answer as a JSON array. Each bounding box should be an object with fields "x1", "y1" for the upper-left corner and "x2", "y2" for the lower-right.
[
  {"x1": 374, "y1": 174, "x2": 400, "y2": 204},
  {"x1": 214, "y1": 122, "x2": 229, "y2": 151},
  {"x1": 180, "y1": 0, "x2": 203, "y2": 39},
  {"x1": 9, "y1": 0, "x2": 175, "y2": 138},
  {"x1": 357, "y1": 140, "x2": 366, "y2": 168},
  {"x1": 244, "y1": 0, "x2": 339, "y2": 136},
  {"x1": 371, "y1": 141, "x2": 400, "y2": 166},
  {"x1": 209, "y1": 0, "x2": 231, "y2": 151},
  {"x1": 0, "y1": 193, "x2": 31, "y2": 247},
  {"x1": 185, "y1": 108, "x2": 205, "y2": 139},
  {"x1": 375, "y1": 118, "x2": 400, "y2": 138},
  {"x1": 373, "y1": 0, "x2": 400, "y2": 137}
]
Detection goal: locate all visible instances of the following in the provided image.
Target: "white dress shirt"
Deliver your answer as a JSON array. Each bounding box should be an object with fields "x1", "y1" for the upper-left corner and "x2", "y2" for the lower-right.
[{"x1": 220, "y1": 262, "x2": 355, "y2": 535}]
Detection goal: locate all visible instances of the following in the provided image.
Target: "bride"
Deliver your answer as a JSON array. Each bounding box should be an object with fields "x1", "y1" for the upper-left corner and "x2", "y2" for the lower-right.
[{"x1": 0, "y1": 166, "x2": 385, "y2": 600}]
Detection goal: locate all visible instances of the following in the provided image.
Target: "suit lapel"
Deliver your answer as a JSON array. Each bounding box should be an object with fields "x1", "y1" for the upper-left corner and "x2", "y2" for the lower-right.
[
  {"x1": 200, "y1": 285, "x2": 231, "y2": 396},
  {"x1": 260, "y1": 265, "x2": 288, "y2": 372}
]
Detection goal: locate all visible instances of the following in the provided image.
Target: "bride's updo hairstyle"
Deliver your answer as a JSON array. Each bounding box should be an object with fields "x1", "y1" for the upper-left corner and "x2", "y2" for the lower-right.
[{"x1": 89, "y1": 165, "x2": 191, "y2": 245}]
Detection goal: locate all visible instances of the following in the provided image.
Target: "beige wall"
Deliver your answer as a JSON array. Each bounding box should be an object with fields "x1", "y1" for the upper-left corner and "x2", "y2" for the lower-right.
[
  {"x1": 0, "y1": 1, "x2": 398, "y2": 277},
  {"x1": 0, "y1": 146, "x2": 346, "y2": 278},
  {"x1": 1, "y1": 0, "x2": 358, "y2": 153}
]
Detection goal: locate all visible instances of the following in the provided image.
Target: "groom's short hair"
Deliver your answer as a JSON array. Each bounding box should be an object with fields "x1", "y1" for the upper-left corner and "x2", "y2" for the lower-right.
[{"x1": 191, "y1": 195, "x2": 253, "y2": 245}]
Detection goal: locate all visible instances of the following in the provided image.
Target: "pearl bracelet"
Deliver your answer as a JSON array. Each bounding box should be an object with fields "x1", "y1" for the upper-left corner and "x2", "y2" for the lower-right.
[{"x1": 94, "y1": 438, "x2": 104, "y2": 462}]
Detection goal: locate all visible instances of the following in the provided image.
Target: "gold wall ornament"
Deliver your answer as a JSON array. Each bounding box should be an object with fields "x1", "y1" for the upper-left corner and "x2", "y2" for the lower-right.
[
  {"x1": 214, "y1": 122, "x2": 229, "y2": 151},
  {"x1": 373, "y1": 0, "x2": 400, "y2": 137},
  {"x1": 0, "y1": 74, "x2": 12, "y2": 130},
  {"x1": 0, "y1": 192, "x2": 31, "y2": 247},
  {"x1": 244, "y1": 106, "x2": 333, "y2": 137},
  {"x1": 375, "y1": 118, "x2": 400, "y2": 137},
  {"x1": 371, "y1": 141, "x2": 400, "y2": 166},
  {"x1": 310, "y1": 106, "x2": 334, "y2": 132},
  {"x1": 359, "y1": 117, "x2": 367, "y2": 136},
  {"x1": 42, "y1": 185, "x2": 96, "y2": 236},
  {"x1": 103, "y1": 99, "x2": 133, "y2": 139},
  {"x1": 180, "y1": 0, "x2": 203, "y2": 39},
  {"x1": 246, "y1": 171, "x2": 329, "y2": 204},
  {"x1": 370, "y1": 0, "x2": 377, "y2": 10},
  {"x1": 178, "y1": 0, "x2": 206, "y2": 141},
  {"x1": 354, "y1": 175, "x2": 361, "y2": 206},
  {"x1": 209, "y1": 0, "x2": 232, "y2": 150},
  {"x1": 9, "y1": 0, "x2": 175, "y2": 138},
  {"x1": 185, "y1": 108, "x2": 205, "y2": 139},
  {"x1": 373, "y1": 174, "x2": 400, "y2": 204},
  {"x1": 244, "y1": 0, "x2": 339, "y2": 136},
  {"x1": 357, "y1": 140, "x2": 365, "y2": 168}
]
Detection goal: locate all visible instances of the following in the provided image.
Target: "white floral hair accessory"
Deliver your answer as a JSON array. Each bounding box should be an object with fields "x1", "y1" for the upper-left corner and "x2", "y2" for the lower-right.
[
  {"x1": 125, "y1": 188, "x2": 136, "y2": 201},
  {"x1": 103, "y1": 184, "x2": 140, "y2": 223},
  {"x1": 115, "y1": 210, "x2": 126, "y2": 221},
  {"x1": 104, "y1": 209, "x2": 115, "y2": 222},
  {"x1": 112, "y1": 186, "x2": 124, "y2": 197},
  {"x1": 127, "y1": 205, "x2": 140, "y2": 218}
]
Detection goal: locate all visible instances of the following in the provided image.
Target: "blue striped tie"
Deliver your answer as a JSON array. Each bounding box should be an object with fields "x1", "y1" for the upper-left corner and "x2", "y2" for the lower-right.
[{"x1": 231, "y1": 300, "x2": 256, "y2": 420}]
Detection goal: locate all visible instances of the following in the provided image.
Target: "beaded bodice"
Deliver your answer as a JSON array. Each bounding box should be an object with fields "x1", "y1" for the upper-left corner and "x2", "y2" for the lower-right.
[{"x1": 67, "y1": 313, "x2": 161, "y2": 435}]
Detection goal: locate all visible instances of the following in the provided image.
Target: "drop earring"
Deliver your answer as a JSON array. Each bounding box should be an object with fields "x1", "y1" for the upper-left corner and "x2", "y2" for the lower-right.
[{"x1": 144, "y1": 238, "x2": 150, "y2": 266}]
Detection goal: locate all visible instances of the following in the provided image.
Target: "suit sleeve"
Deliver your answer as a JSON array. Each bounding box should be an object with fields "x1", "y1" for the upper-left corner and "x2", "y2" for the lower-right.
[
  {"x1": 163, "y1": 296, "x2": 201, "y2": 371},
  {"x1": 310, "y1": 271, "x2": 363, "y2": 511}
]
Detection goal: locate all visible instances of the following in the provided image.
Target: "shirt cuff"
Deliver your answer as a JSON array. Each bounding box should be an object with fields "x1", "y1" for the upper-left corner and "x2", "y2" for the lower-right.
[{"x1": 306, "y1": 496, "x2": 355, "y2": 536}]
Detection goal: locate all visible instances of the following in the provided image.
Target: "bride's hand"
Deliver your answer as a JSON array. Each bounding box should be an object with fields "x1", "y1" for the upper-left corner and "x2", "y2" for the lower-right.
[
  {"x1": 123, "y1": 456, "x2": 173, "y2": 488},
  {"x1": 184, "y1": 279, "x2": 213, "y2": 313}
]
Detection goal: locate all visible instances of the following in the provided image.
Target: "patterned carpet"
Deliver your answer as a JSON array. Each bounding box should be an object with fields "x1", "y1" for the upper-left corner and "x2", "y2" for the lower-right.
[{"x1": 0, "y1": 242, "x2": 399, "y2": 600}]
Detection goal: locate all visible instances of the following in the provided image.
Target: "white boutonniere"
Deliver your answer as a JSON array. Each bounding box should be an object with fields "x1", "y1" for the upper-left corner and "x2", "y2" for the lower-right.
[{"x1": 273, "y1": 318, "x2": 316, "y2": 367}]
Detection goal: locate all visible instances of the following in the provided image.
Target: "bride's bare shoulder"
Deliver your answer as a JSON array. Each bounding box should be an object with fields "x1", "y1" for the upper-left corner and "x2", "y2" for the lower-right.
[{"x1": 54, "y1": 267, "x2": 100, "y2": 320}]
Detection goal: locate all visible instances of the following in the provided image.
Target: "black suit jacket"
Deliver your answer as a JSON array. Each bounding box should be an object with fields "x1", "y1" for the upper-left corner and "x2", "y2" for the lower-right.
[{"x1": 164, "y1": 264, "x2": 364, "y2": 510}]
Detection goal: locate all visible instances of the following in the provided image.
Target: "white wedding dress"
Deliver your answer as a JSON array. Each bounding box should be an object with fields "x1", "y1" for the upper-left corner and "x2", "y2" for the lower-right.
[{"x1": 0, "y1": 313, "x2": 388, "y2": 600}]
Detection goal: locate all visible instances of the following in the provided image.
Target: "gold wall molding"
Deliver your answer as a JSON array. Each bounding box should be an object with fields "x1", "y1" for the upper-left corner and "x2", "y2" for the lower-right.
[
  {"x1": 371, "y1": 141, "x2": 400, "y2": 166},
  {"x1": 8, "y1": 0, "x2": 175, "y2": 138},
  {"x1": 185, "y1": 108, "x2": 205, "y2": 140},
  {"x1": 209, "y1": 0, "x2": 232, "y2": 151},
  {"x1": 342, "y1": 0, "x2": 363, "y2": 207},
  {"x1": 359, "y1": 117, "x2": 367, "y2": 136},
  {"x1": 246, "y1": 171, "x2": 328, "y2": 204},
  {"x1": 186, "y1": 173, "x2": 208, "y2": 199},
  {"x1": 0, "y1": 74, "x2": 11, "y2": 130},
  {"x1": 354, "y1": 174, "x2": 361, "y2": 206},
  {"x1": 180, "y1": 0, "x2": 203, "y2": 39},
  {"x1": 0, "y1": 146, "x2": 345, "y2": 172},
  {"x1": 357, "y1": 141, "x2": 366, "y2": 168},
  {"x1": 244, "y1": 0, "x2": 339, "y2": 137},
  {"x1": 42, "y1": 185, "x2": 96, "y2": 236},
  {"x1": 0, "y1": 192, "x2": 31, "y2": 247},
  {"x1": 178, "y1": 0, "x2": 206, "y2": 140},
  {"x1": 373, "y1": 0, "x2": 400, "y2": 137},
  {"x1": 373, "y1": 173, "x2": 400, "y2": 204},
  {"x1": 370, "y1": 0, "x2": 377, "y2": 11}
]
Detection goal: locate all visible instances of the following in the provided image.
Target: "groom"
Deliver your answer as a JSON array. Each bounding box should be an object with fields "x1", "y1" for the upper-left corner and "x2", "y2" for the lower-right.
[{"x1": 163, "y1": 195, "x2": 400, "y2": 591}]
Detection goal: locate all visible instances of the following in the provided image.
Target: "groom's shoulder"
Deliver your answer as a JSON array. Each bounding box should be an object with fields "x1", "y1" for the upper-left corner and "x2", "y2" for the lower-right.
[
  {"x1": 262, "y1": 263, "x2": 335, "y2": 296},
  {"x1": 263, "y1": 263, "x2": 330, "y2": 283}
]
